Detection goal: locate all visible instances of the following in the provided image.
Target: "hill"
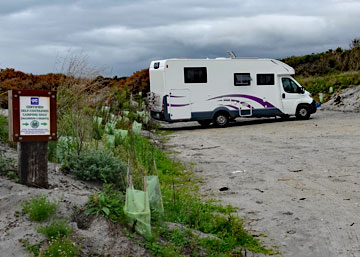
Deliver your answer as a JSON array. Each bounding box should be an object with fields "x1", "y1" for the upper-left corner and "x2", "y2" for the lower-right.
[{"x1": 0, "y1": 68, "x2": 149, "y2": 108}]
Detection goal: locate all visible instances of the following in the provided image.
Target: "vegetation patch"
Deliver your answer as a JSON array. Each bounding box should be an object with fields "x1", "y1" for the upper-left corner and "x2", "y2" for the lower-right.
[
  {"x1": 22, "y1": 195, "x2": 57, "y2": 222},
  {"x1": 44, "y1": 237, "x2": 79, "y2": 257},
  {"x1": 37, "y1": 218, "x2": 73, "y2": 239},
  {"x1": 296, "y1": 71, "x2": 360, "y2": 101}
]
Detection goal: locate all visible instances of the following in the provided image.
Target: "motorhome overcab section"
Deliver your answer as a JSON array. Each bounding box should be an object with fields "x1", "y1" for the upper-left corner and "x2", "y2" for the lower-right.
[{"x1": 148, "y1": 58, "x2": 316, "y2": 127}]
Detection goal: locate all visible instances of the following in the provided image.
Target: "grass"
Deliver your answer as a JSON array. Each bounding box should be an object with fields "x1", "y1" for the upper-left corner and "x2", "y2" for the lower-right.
[
  {"x1": 22, "y1": 195, "x2": 57, "y2": 222},
  {"x1": 44, "y1": 237, "x2": 79, "y2": 257},
  {"x1": 37, "y1": 218, "x2": 73, "y2": 239}
]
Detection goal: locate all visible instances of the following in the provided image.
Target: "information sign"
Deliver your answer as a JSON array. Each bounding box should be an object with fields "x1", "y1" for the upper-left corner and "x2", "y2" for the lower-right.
[
  {"x1": 20, "y1": 96, "x2": 51, "y2": 135},
  {"x1": 8, "y1": 90, "x2": 57, "y2": 142}
]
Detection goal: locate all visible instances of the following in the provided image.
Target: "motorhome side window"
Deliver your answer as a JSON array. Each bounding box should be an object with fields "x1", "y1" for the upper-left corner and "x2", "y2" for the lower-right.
[
  {"x1": 184, "y1": 67, "x2": 207, "y2": 83},
  {"x1": 234, "y1": 73, "x2": 251, "y2": 86},
  {"x1": 257, "y1": 74, "x2": 274, "y2": 85}
]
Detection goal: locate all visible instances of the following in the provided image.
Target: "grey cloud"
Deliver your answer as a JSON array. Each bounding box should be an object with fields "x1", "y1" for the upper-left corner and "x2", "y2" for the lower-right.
[{"x1": 0, "y1": 0, "x2": 359, "y2": 76}]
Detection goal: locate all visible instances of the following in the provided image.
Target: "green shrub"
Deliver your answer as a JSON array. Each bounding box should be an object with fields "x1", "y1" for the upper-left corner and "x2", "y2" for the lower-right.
[
  {"x1": 44, "y1": 238, "x2": 79, "y2": 257},
  {"x1": 61, "y1": 149, "x2": 126, "y2": 189},
  {"x1": 22, "y1": 195, "x2": 57, "y2": 222},
  {"x1": 37, "y1": 219, "x2": 73, "y2": 239}
]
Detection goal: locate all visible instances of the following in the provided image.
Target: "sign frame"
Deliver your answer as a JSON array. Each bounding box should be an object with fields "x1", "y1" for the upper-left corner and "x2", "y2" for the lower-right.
[{"x1": 9, "y1": 90, "x2": 57, "y2": 142}]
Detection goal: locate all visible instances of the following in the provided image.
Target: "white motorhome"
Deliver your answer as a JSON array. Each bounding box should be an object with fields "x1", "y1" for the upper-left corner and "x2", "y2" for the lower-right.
[{"x1": 148, "y1": 58, "x2": 316, "y2": 127}]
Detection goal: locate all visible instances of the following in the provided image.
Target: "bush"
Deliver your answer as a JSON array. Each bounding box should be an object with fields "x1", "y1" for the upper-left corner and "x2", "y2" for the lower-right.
[
  {"x1": 37, "y1": 219, "x2": 73, "y2": 239},
  {"x1": 22, "y1": 195, "x2": 57, "y2": 222},
  {"x1": 62, "y1": 149, "x2": 126, "y2": 189}
]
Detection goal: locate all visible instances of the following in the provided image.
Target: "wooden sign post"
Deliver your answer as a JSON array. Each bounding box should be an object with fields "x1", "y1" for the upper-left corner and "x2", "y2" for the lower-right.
[{"x1": 8, "y1": 90, "x2": 57, "y2": 188}]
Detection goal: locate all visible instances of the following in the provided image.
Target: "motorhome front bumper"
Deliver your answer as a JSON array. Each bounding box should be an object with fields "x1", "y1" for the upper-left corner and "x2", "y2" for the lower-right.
[{"x1": 310, "y1": 100, "x2": 317, "y2": 114}]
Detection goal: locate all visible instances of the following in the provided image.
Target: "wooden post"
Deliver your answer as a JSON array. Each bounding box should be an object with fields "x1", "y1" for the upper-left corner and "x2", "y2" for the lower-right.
[
  {"x1": 8, "y1": 90, "x2": 57, "y2": 189},
  {"x1": 18, "y1": 141, "x2": 48, "y2": 188}
]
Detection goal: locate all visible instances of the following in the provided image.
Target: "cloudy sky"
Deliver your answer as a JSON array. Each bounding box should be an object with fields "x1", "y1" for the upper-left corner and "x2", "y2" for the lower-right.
[{"x1": 0, "y1": 0, "x2": 360, "y2": 77}]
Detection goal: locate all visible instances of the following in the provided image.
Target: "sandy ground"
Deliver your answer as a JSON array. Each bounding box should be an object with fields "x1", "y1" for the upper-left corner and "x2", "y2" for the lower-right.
[
  {"x1": 0, "y1": 145, "x2": 151, "y2": 257},
  {"x1": 162, "y1": 109, "x2": 360, "y2": 257}
]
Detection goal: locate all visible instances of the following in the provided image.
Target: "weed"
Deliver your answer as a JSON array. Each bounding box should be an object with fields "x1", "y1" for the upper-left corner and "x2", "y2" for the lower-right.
[
  {"x1": 18, "y1": 239, "x2": 41, "y2": 256},
  {"x1": 6, "y1": 171, "x2": 19, "y2": 182},
  {"x1": 44, "y1": 237, "x2": 79, "y2": 257},
  {"x1": 22, "y1": 195, "x2": 57, "y2": 222},
  {"x1": 37, "y1": 218, "x2": 73, "y2": 239},
  {"x1": 86, "y1": 184, "x2": 126, "y2": 221}
]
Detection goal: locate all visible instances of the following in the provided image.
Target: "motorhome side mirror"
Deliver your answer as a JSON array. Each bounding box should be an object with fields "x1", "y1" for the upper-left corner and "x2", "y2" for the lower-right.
[{"x1": 301, "y1": 87, "x2": 305, "y2": 94}]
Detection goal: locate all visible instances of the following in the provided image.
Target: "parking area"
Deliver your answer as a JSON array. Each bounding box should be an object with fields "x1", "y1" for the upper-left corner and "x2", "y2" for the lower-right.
[{"x1": 163, "y1": 110, "x2": 360, "y2": 257}]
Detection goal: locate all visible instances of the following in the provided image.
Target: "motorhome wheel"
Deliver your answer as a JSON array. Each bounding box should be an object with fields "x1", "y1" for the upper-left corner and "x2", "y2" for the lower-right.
[
  {"x1": 214, "y1": 113, "x2": 229, "y2": 127},
  {"x1": 296, "y1": 105, "x2": 310, "y2": 120}
]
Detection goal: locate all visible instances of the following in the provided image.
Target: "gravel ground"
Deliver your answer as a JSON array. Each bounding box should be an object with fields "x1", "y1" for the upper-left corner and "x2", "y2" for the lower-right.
[{"x1": 162, "y1": 109, "x2": 360, "y2": 257}]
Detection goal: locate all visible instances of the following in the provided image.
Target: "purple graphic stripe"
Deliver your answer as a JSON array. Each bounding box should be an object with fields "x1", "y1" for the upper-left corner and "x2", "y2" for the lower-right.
[
  {"x1": 225, "y1": 105, "x2": 239, "y2": 110},
  {"x1": 167, "y1": 104, "x2": 190, "y2": 107},
  {"x1": 219, "y1": 99, "x2": 252, "y2": 108},
  {"x1": 209, "y1": 94, "x2": 275, "y2": 108},
  {"x1": 170, "y1": 95, "x2": 185, "y2": 98}
]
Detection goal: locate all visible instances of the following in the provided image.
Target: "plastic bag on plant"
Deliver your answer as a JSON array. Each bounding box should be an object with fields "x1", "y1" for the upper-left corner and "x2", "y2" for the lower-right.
[
  {"x1": 136, "y1": 111, "x2": 145, "y2": 118},
  {"x1": 105, "y1": 121, "x2": 117, "y2": 135},
  {"x1": 132, "y1": 121, "x2": 142, "y2": 134},
  {"x1": 93, "y1": 116, "x2": 102, "y2": 127},
  {"x1": 114, "y1": 129, "x2": 128, "y2": 139},
  {"x1": 106, "y1": 135, "x2": 115, "y2": 148},
  {"x1": 124, "y1": 186, "x2": 151, "y2": 238},
  {"x1": 145, "y1": 176, "x2": 164, "y2": 214}
]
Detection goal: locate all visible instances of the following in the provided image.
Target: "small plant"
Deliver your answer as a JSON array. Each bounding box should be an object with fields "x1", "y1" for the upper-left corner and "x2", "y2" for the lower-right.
[
  {"x1": 6, "y1": 171, "x2": 19, "y2": 182},
  {"x1": 22, "y1": 195, "x2": 57, "y2": 221},
  {"x1": 43, "y1": 238, "x2": 79, "y2": 257},
  {"x1": 86, "y1": 184, "x2": 125, "y2": 221},
  {"x1": 37, "y1": 218, "x2": 73, "y2": 239},
  {"x1": 19, "y1": 239, "x2": 41, "y2": 256}
]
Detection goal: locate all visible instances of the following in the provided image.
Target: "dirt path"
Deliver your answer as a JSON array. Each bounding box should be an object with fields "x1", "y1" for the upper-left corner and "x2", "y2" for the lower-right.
[{"x1": 162, "y1": 110, "x2": 360, "y2": 257}]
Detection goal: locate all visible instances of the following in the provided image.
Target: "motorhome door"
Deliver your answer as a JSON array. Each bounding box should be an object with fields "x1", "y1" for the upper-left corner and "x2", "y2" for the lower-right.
[
  {"x1": 168, "y1": 89, "x2": 191, "y2": 120},
  {"x1": 281, "y1": 77, "x2": 303, "y2": 114}
]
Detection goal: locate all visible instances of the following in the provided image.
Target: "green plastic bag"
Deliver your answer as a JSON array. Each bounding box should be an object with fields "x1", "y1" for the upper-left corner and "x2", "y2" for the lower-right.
[
  {"x1": 132, "y1": 121, "x2": 142, "y2": 134},
  {"x1": 105, "y1": 121, "x2": 117, "y2": 135},
  {"x1": 124, "y1": 186, "x2": 151, "y2": 238},
  {"x1": 106, "y1": 134, "x2": 116, "y2": 148},
  {"x1": 93, "y1": 116, "x2": 102, "y2": 127},
  {"x1": 145, "y1": 176, "x2": 164, "y2": 214},
  {"x1": 114, "y1": 129, "x2": 128, "y2": 139}
]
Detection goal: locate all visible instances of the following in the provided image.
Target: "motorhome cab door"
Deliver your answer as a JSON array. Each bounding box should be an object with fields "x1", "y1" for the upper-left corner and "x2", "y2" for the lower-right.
[
  {"x1": 168, "y1": 89, "x2": 191, "y2": 120},
  {"x1": 280, "y1": 77, "x2": 303, "y2": 114}
]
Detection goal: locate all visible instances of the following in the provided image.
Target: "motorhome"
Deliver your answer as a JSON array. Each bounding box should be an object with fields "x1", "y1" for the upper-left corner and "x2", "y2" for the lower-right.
[{"x1": 148, "y1": 58, "x2": 316, "y2": 127}]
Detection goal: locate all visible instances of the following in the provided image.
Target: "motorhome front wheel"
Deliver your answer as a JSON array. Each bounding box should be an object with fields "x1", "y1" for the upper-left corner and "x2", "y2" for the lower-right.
[
  {"x1": 296, "y1": 105, "x2": 310, "y2": 120},
  {"x1": 214, "y1": 113, "x2": 229, "y2": 127}
]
